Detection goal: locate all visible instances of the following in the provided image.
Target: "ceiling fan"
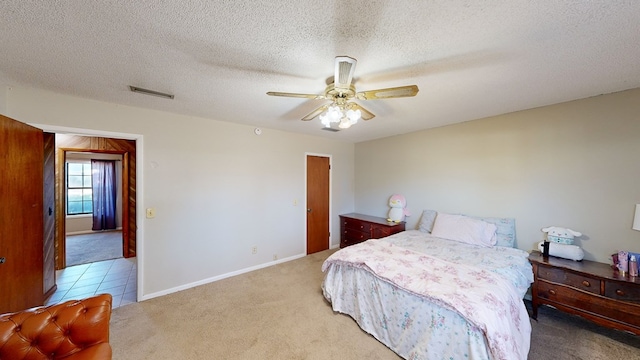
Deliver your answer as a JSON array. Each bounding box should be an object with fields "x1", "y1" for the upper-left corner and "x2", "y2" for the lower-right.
[{"x1": 267, "y1": 56, "x2": 419, "y2": 128}]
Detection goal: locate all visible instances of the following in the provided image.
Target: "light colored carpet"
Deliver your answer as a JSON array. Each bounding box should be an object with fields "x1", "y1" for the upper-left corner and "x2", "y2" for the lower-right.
[
  {"x1": 110, "y1": 249, "x2": 640, "y2": 359},
  {"x1": 66, "y1": 231, "x2": 122, "y2": 266}
]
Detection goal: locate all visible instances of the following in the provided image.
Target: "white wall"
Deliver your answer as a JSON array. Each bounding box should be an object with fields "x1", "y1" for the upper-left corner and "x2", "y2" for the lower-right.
[
  {"x1": 355, "y1": 88, "x2": 640, "y2": 263},
  {"x1": 0, "y1": 85, "x2": 6, "y2": 114},
  {"x1": 3, "y1": 86, "x2": 355, "y2": 299}
]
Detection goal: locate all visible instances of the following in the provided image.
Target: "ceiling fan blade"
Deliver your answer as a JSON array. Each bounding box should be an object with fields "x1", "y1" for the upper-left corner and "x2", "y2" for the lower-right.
[
  {"x1": 355, "y1": 85, "x2": 419, "y2": 100},
  {"x1": 266, "y1": 91, "x2": 326, "y2": 100},
  {"x1": 334, "y1": 56, "x2": 357, "y2": 89},
  {"x1": 302, "y1": 104, "x2": 330, "y2": 121},
  {"x1": 347, "y1": 102, "x2": 375, "y2": 120}
]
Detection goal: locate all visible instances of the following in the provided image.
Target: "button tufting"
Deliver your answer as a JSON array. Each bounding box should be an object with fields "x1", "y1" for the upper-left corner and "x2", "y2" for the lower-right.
[{"x1": 1, "y1": 294, "x2": 112, "y2": 358}]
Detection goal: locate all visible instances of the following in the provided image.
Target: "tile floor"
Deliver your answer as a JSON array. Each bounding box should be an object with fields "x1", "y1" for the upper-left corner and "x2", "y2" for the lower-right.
[{"x1": 45, "y1": 257, "x2": 137, "y2": 309}]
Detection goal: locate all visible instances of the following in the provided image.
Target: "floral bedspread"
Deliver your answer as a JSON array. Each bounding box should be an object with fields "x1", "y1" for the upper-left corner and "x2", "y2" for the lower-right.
[
  {"x1": 384, "y1": 230, "x2": 533, "y2": 297},
  {"x1": 322, "y1": 233, "x2": 532, "y2": 360}
]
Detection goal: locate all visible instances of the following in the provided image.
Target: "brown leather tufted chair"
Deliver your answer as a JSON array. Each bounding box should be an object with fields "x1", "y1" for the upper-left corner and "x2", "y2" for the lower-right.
[{"x1": 0, "y1": 293, "x2": 112, "y2": 360}]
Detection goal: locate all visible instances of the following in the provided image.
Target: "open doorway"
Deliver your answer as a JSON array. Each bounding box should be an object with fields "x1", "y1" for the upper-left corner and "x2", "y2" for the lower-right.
[
  {"x1": 44, "y1": 133, "x2": 138, "y2": 308},
  {"x1": 54, "y1": 133, "x2": 137, "y2": 270}
]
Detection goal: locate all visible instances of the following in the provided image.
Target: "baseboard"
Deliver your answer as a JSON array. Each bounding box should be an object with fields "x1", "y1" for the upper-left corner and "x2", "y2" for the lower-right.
[
  {"x1": 139, "y1": 253, "x2": 306, "y2": 302},
  {"x1": 66, "y1": 228, "x2": 123, "y2": 236}
]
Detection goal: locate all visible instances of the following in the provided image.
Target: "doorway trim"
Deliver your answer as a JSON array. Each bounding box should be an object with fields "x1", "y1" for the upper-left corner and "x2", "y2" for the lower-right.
[
  {"x1": 30, "y1": 123, "x2": 144, "y2": 302},
  {"x1": 304, "y1": 152, "x2": 332, "y2": 253}
]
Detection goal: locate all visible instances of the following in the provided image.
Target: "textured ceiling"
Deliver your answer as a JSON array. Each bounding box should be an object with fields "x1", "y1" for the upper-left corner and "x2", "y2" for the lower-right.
[{"x1": 1, "y1": 1, "x2": 639, "y2": 143}]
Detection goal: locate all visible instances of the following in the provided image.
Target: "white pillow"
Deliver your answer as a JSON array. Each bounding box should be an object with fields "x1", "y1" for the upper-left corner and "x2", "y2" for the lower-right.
[{"x1": 431, "y1": 213, "x2": 497, "y2": 247}]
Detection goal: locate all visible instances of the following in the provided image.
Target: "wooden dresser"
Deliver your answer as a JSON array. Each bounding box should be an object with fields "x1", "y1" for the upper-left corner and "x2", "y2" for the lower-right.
[
  {"x1": 339, "y1": 213, "x2": 405, "y2": 248},
  {"x1": 529, "y1": 251, "x2": 640, "y2": 335}
]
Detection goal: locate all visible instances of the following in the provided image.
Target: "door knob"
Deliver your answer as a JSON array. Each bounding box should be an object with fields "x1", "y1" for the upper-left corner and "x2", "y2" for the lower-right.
[
  {"x1": 0, "y1": 257, "x2": 5, "y2": 264},
  {"x1": 307, "y1": 208, "x2": 312, "y2": 213}
]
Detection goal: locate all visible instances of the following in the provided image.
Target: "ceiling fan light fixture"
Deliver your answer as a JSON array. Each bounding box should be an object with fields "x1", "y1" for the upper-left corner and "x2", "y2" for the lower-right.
[
  {"x1": 320, "y1": 103, "x2": 361, "y2": 129},
  {"x1": 266, "y1": 56, "x2": 417, "y2": 127},
  {"x1": 319, "y1": 113, "x2": 331, "y2": 127},
  {"x1": 338, "y1": 118, "x2": 352, "y2": 129},
  {"x1": 346, "y1": 109, "x2": 361, "y2": 123},
  {"x1": 319, "y1": 104, "x2": 340, "y2": 127}
]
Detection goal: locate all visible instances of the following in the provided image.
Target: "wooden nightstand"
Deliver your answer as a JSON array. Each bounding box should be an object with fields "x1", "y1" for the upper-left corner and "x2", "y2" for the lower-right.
[
  {"x1": 339, "y1": 213, "x2": 405, "y2": 248},
  {"x1": 529, "y1": 251, "x2": 640, "y2": 335}
]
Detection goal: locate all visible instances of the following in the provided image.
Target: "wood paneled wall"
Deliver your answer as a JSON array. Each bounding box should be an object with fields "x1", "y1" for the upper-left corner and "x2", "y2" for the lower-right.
[{"x1": 43, "y1": 133, "x2": 56, "y2": 296}]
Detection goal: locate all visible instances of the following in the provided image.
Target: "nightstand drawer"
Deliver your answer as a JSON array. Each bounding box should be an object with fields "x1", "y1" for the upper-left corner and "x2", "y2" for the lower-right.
[
  {"x1": 343, "y1": 227, "x2": 370, "y2": 242},
  {"x1": 537, "y1": 281, "x2": 586, "y2": 306},
  {"x1": 537, "y1": 281, "x2": 607, "y2": 315},
  {"x1": 604, "y1": 280, "x2": 640, "y2": 304},
  {"x1": 342, "y1": 217, "x2": 371, "y2": 232},
  {"x1": 373, "y1": 226, "x2": 395, "y2": 238},
  {"x1": 538, "y1": 281, "x2": 640, "y2": 327},
  {"x1": 537, "y1": 266, "x2": 600, "y2": 295}
]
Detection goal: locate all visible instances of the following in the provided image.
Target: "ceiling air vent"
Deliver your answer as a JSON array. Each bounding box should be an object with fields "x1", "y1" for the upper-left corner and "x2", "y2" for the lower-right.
[
  {"x1": 322, "y1": 127, "x2": 340, "y2": 132},
  {"x1": 129, "y1": 86, "x2": 174, "y2": 99}
]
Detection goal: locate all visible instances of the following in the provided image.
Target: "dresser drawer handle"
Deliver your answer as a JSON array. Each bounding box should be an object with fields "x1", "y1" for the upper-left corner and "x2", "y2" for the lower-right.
[
  {"x1": 548, "y1": 289, "x2": 557, "y2": 296},
  {"x1": 582, "y1": 280, "x2": 590, "y2": 287},
  {"x1": 616, "y1": 289, "x2": 626, "y2": 296}
]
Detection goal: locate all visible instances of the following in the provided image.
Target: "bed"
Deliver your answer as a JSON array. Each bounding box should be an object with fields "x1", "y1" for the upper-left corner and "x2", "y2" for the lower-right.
[{"x1": 321, "y1": 211, "x2": 534, "y2": 360}]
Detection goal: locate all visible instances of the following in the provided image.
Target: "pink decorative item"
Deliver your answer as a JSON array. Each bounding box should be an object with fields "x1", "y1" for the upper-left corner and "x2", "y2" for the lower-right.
[
  {"x1": 618, "y1": 250, "x2": 629, "y2": 274},
  {"x1": 387, "y1": 194, "x2": 411, "y2": 223}
]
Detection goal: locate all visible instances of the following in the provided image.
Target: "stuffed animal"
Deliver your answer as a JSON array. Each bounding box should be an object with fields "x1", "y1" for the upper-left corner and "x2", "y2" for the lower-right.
[
  {"x1": 387, "y1": 194, "x2": 411, "y2": 223},
  {"x1": 541, "y1": 226, "x2": 582, "y2": 245}
]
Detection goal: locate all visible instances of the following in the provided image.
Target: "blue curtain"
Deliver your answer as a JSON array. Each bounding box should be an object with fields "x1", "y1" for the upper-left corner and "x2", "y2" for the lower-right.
[{"x1": 91, "y1": 160, "x2": 117, "y2": 231}]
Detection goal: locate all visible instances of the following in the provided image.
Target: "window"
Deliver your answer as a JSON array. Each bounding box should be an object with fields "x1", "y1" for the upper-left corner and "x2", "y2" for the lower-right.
[{"x1": 67, "y1": 162, "x2": 93, "y2": 215}]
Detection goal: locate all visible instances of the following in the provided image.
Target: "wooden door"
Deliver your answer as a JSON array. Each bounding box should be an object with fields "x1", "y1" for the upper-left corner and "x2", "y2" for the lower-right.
[
  {"x1": 0, "y1": 115, "x2": 44, "y2": 313},
  {"x1": 306, "y1": 155, "x2": 330, "y2": 254}
]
